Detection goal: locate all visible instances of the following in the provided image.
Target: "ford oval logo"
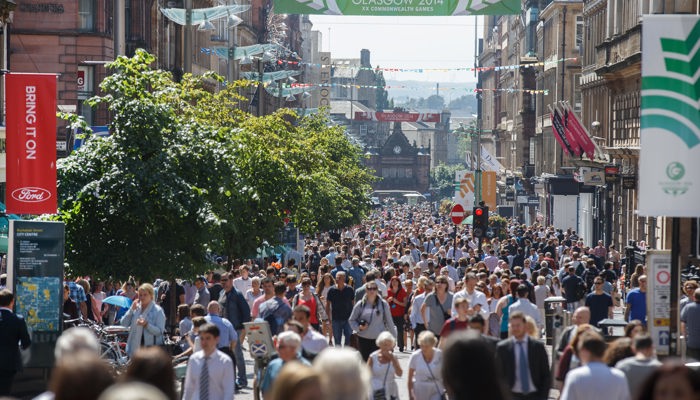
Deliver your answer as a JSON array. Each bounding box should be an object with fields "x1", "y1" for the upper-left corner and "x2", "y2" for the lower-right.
[{"x1": 11, "y1": 187, "x2": 52, "y2": 203}]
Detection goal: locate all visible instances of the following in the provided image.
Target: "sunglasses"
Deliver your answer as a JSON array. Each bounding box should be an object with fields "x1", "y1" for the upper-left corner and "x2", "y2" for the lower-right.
[
  {"x1": 366, "y1": 287, "x2": 378, "y2": 291},
  {"x1": 221, "y1": 279, "x2": 229, "y2": 282}
]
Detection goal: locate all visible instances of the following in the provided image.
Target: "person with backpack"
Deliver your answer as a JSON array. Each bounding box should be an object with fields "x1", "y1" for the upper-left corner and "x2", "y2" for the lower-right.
[
  {"x1": 438, "y1": 297, "x2": 472, "y2": 349},
  {"x1": 259, "y1": 282, "x2": 293, "y2": 336}
]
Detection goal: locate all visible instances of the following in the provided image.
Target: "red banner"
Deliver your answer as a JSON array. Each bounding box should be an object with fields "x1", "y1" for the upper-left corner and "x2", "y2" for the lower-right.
[
  {"x1": 354, "y1": 112, "x2": 441, "y2": 123},
  {"x1": 6, "y1": 73, "x2": 58, "y2": 214},
  {"x1": 559, "y1": 102, "x2": 596, "y2": 160}
]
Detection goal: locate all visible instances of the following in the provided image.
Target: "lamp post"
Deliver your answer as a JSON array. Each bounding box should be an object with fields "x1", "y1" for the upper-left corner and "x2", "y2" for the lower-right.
[{"x1": 184, "y1": 0, "x2": 192, "y2": 74}]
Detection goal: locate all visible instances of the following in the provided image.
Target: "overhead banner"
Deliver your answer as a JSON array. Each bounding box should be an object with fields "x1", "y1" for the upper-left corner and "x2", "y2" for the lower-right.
[
  {"x1": 6, "y1": 73, "x2": 58, "y2": 215},
  {"x1": 465, "y1": 145, "x2": 504, "y2": 172},
  {"x1": 274, "y1": 0, "x2": 520, "y2": 16},
  {"x1": 354, "y1": 111, "x2": 441, "y2": 123},
  {"x1": 639, "y1": 16, "x2": 700, "y2": 217}
]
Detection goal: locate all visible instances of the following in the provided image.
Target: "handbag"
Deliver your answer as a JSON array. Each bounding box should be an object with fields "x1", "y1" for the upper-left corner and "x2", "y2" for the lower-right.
[
  {"x1": 423, "y1": 353, "x2": 448, "y2": 400},
  {"x1": 372, "y1": 356, "x2": 392, "y2": 400}
]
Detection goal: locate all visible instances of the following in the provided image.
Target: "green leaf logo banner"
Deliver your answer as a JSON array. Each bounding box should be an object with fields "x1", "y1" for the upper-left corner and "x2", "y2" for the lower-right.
[
  {"x1": 273, "y1": 0, "x2": 520, "y2": 16},
  {"x1": 641, "y1": 20, "x2": 700, "y2": 149}
]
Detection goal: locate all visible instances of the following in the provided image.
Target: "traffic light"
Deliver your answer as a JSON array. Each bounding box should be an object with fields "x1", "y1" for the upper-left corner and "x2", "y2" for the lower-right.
[{"x1": 472, "y1": 206, "x2": 489, "y2": 237}]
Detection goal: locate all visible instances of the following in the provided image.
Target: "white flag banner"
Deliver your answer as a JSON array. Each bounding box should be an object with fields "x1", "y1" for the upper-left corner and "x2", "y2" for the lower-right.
[
  {"x1": 480, "y1": 146, "x2": 504, "y2": 172},
  {"x1": 639, "y1": 15, "x2": 700, "y2": 217},
  {"x1": 465, "y1": 146, "x2": 504, "y2": 172},
  {"x1": 454, "y1": 170, "x2": 475, "y2": 209}
]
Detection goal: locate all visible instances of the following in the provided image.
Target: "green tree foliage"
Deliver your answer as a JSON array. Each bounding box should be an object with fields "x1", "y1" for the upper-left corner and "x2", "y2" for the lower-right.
[
  {"x1": 375, "y1": 70, "x2": 390, "y2": 111},
  {"x1": 425, "y1": 95, "x2": 445, "y2": 110},
  {"x1": 430, "y1": 163, "x2": 465, "y2": 200},
  {"x1": 448, "y1": 94, "x2": 477, "y2": 111},
  {"x1": 56, "y1": 50, "x2": 373, "y2": 280}
]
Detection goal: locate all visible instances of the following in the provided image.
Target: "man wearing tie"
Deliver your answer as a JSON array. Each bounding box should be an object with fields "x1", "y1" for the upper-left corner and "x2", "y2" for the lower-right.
[
  {"x1": 496, "y1": 311, "x2": 551, "y2": 400},
  {"x1": 183, "y1": 323, "x2": 235, "y2": 400},
  {"x1": 0, "y1": 289, "x2": 32, "y2": 396}
]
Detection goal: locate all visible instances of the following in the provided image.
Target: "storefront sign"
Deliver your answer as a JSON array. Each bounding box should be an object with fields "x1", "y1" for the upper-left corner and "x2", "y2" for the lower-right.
[
  {"x1": 273, "y1": 0, "x2": 519, "y2": 16},
  {"x1": 604, "y1": 165, "x2": 620, "y2": 183},
  {"x1": 639, "y1": 15, "x2": 700, "y2": 217},
  {"x1": 621, "y1": 175, "x2": 637, "y2": 190}
]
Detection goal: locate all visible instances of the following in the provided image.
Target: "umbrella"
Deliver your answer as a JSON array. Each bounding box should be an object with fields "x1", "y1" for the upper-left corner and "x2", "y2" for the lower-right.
[
  {"x1": 461, "y1": 215, "x2": 474, "y2": 225},
  {"x1": 103, "y1": 296, "x2": 133, "y2": 308}
]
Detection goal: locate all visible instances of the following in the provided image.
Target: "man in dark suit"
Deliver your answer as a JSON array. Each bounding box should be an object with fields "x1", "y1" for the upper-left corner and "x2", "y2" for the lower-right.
[
  {"x1": 496, "y1": 311, "x2": 551, "y2": 400},
  {"x1": 0, "y1": 289, "x2": 32, "y2": 396}
]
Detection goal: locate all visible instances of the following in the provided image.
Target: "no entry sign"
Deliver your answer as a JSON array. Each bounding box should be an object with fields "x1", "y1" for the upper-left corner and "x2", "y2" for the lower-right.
[{"x1": 451, "y1": 204, "x2": 465, "y2": 225}]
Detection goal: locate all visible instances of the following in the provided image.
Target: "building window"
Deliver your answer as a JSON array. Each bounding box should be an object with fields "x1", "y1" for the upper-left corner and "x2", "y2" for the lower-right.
[
  {"x1": 359, "y1": 125, "x2": 367, "y2": 135},
  {"x1": 576, "y1": 16, "x2": 583, "y2": 50},
  {"x1": 573, "y1": 73, "x2": 582, "y2": 113},
  {"x1": 79, "y1": 0, "x2": 96, "y2": 31}
]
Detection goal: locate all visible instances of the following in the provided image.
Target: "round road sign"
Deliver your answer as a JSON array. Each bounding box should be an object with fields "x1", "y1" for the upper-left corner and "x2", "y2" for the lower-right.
[
  {"x1": 451, "y1": 204, "x2": 465, "y2": 225},
  {"x1": 656, "y1": 270, "x2": 670, "y2": 285}
]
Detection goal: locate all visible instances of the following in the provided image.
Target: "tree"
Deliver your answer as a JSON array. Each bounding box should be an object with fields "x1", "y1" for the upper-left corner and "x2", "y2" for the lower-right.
[
  {"x1": 430, "y1": 163, "x2": 465, "y2": 200},
  {"x1": 57, "y1": 50, "x2": 214, "y2": 280},
  {"x1": 426, "y1": 95, "x2": 445, "y2": 110},
  {"x1": 56, "y1": 50, "x2": 374, "y2": 279},
  {"x1": 375, "y1": 70, "x2": 390, "y2": 111}
]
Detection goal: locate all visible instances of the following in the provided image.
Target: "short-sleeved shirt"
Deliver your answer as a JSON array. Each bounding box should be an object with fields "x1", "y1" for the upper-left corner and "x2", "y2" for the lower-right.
[
  {"x1": 680, "y1": 301, "x2": 700, "y2": 348},
  {"x1": 387, "y1": 288, "x2": 407, "y2": 317},
  {"x1": 438, "y1": 317, "x2": 469, "y2": 339},
  {"x1": 326, "y1": 285, "x2": 355, "y2": 321},
  {"x1": 585, "y1": 292, "x2": 613, "y2": 327},
  {"x1": 66, "y1": 281, "x2": 87, "y2": 303},
  {"x1": 562, "y1": 274, "x2": 583, "y2": 303},
  {"x1": 626, "y1": 288, "x2": 647, "y2": 324}
]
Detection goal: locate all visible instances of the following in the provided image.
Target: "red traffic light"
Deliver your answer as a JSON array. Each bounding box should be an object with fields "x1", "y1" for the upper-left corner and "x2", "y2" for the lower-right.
[{"x1": 474, "y1": 208, "x2": 484, "y2": 217}]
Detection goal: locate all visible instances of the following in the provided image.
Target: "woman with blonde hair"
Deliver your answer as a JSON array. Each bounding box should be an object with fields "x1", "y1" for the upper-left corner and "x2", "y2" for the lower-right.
[
  {"x1": 368, "y1": 332, "x2": 402, "y2": 400},
  {"x1": 408, "y1": 330, "x2": 444, "y2": 400},
  {"x1": 120, "y1": 283, "x2": 166, "y2": 356}
]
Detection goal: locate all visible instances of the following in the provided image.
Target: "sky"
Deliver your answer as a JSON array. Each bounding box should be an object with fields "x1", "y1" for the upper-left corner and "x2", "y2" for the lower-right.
[{"x1": 308, "y1": 15, "x2": 482, "y2": 84}]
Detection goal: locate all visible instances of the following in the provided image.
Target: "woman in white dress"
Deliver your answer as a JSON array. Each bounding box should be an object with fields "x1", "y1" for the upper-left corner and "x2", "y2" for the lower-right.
[
  {"x1": 368, "y1": 331, "x2": 402, "y2": 400},
  {"x1": 408, "y1": 331, "x2": 444, "y2": 400}
]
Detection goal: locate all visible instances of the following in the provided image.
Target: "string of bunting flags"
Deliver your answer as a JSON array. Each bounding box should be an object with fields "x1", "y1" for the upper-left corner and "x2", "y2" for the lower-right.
[
  {"x1": 277, "y1": 57, "x2": 577, "y2": 73},
  {"x1": 197, "y1": 47, "x2": 576, "y2": 74}
]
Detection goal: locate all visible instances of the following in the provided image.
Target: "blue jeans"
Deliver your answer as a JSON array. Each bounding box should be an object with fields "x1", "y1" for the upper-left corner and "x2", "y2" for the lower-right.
[
  {"x1": 332, "y1": 320, "x2": 352, "y2": 346},
  {"x1": 235, "y1": 329, "x2": 247, "y2": 386}
]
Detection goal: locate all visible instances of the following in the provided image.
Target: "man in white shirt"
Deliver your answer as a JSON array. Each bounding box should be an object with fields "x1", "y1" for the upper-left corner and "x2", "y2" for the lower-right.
[
  {"x1": 445, "y1": 259, "x2": 459, "y2": 283},
  {"x1": 484, "y1": 250, "x2": 499, "y2": 273},
  {"x1": 561, "y1": 331, "x2": 630, "y2": 400},
  {"x1": 452, "y1": 273, "x2": 488, "y2": 320},
  {"x1": 183, "y1": 323, "x2": 235, "y2": 400},
  {"x1": 509, "y1": 284, "x2": 543, "y2": 330},
  {"x1": 233, "y1": 265, "x2": 252, "y2": 295},
  {"x1": 292, "y1": 305, "x2": 328, "y2": 359}
]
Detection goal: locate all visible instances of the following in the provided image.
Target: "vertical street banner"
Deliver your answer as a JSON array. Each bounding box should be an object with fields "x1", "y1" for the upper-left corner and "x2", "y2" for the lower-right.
[
  {"x1": 549, "y1": 105, "x2": 575, "y2": 156},
  {"x1": 454, "y1": 170, "x2": 475, "y2": 209},
  {"x1": 559, "y1": 102, "x2": 597, "y2": 159},
  {"x1": 639, "y1": 16, "x2": 700, "y2": 217},
  {"x1": 319, "y1": 52, "x2": 331, "y2": 108},
  {"x1": 6, "y1": 73, "x2": 58, "y2": 215},
  {"x1": 482, "y1": 171, "x2": 497, "y2": 209}
]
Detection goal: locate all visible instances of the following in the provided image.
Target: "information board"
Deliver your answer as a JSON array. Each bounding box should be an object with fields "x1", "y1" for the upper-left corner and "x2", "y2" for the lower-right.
[
  {"x1": 8, "y1": 220, "x2": 65, "y2": 368},
  {"x1": 646, "y1": 250, "x2": 672, "y2": 356}
]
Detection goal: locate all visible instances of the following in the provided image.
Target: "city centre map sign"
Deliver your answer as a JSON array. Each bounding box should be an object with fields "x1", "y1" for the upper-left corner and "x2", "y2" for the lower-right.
[
  {"x1": 274, "y1": 0, "x2": 519, "y2": 16},
  {"x1": 8, "y1": 220, "x2": 65, "y2": 368}
]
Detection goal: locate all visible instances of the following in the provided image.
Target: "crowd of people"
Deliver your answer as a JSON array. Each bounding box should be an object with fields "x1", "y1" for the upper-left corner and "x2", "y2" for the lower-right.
[{"x1": 1, "y1": 202, "x2": 700, "y2": 400}]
